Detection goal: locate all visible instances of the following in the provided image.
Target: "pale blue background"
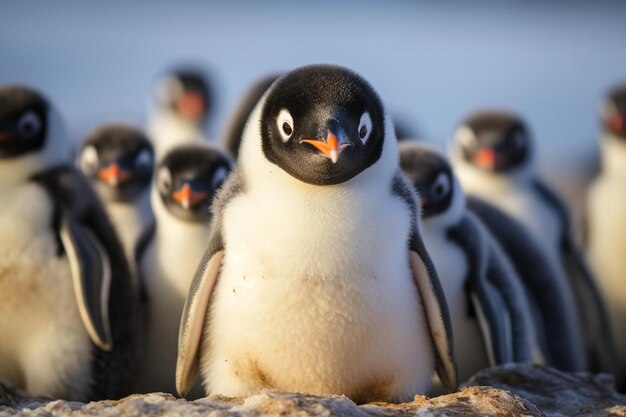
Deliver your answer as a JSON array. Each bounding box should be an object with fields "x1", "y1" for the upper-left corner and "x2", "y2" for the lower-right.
[{"x1": 2, "y1": 1, "x2": 626, "y2": 210}]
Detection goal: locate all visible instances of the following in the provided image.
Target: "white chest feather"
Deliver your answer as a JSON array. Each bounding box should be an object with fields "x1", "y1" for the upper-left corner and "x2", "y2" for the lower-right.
[
  {"x1": 202, "y1": 175, "x2": 432, "y2": 402},
  {"x1": 422, "y1": 223, "x2": 487, "y2": 381},
  {"x1": 137, "y1": 203, "x2": 211, "y2": 394},
  {"x1": 105, "y1": 189, "x2": 153, "y2": 262},
  {"x1": 0, "y1": 184, "x2": 92, "y2": 399},
  {"x1": 587, "y1": 173, "x2": 626, "y2": 359}
]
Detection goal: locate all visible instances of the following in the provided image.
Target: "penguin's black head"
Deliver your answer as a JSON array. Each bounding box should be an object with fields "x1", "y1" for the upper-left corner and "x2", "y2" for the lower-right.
[
  {"x1": 0, "y1": 85, "x2": 49, "y2": 159},
  {"x1": 455, "y1": 111, "x2": 531, "y2": 173},
  {"x1": 79, "y1": 125, "x2": 154, "y2": 202},
  {"x1": 156, "y1": 145, "x2": 231, "y2": 222},
  {"x1": 601, "y1": 85, "x2": 626, "y2": 140},
  {"x1": 156, "y1": 69, "x2": 211, "y2": 123},
  {"x1": 260, "y1": 65, "x2": 386, "y2": 185},
  {"x1": 399, "y1": 143, "x2": 454, "y2": 218}
]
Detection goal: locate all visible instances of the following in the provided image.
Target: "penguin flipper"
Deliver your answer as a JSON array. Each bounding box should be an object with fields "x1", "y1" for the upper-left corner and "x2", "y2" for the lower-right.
[
  {"x1": 448, "y1": 214, "x2": 514, "y2": 365},
  {"x1": 392, "y1": 173, "x2": 457, "y2": 390},
  {"x1": 176, "y1": 247, "x2": 223, "y2": 398},
  {"x1": 60, "y1": 212, "x2": 113, "y2": 351},
  {"x1": 176, "y1": 168, "x2": 244, "y2": 397},
  {"x1": 533, "y1": 180, "x2": 616, "y2": 372},
  {"x1": 467, "y1": 195, "x2": 584, "y2": 371}
]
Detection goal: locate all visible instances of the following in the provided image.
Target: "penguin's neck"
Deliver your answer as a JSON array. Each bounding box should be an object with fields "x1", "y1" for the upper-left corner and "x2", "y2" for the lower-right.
[
  {"x1": 453, "y1": 157, "x2": 533, "y2": 194},
  {"x1": 600, "y1": 134, "x2": 626, "y2": 177}
]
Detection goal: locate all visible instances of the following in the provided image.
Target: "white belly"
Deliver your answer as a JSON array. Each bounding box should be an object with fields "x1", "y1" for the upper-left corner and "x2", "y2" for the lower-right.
[
  {"x1": 587, "y1": 175, "x2": 626, "y2": 368},
  {"x1": 201, "y1": 185, "x2": 433, "y2": 403},
  {"x1": 423, "y1": 226, "x2": 488, "y2": 382},
  {"x1": 0, "y1": 184, "x2": 92, "y2": 400},
  {"x1": 105, "y1": 190, "x2": 153, "y2": 263},
  {"x1": 136, "y1": 219, "x2": 210, "y2": 395}
]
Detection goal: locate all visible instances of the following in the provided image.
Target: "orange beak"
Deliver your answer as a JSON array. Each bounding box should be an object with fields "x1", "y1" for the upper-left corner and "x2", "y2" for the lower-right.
[
  {"x1": 473, "y1": 148, "x2": 496, "y2": 170},
  {"x1": 172, "y1": 183, "x2": 209, "y2": 209},
  {"x1": 300, "y1": 131, "x2": 353, "y2": 164},
  {"x1": 177, "y1": 92, "x2": 205, "y2": 120},
  {"x1": 98, "y1": 163, "x2": 132, "y2": 187},
  {"x1": 608, "y1": 113, "x2": 625, "y2": 133}
]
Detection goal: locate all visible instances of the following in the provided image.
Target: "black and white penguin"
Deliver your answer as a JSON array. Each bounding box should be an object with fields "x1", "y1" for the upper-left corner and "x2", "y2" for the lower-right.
[
  {"x1": 135, "y1": 144, "x2": 232, "y2": 395},
  {"x1": 466, "y1": 196, "x2": 588, "y2": 372},
  {"x1": 221, "y1": 74, "x2": 281, "y2": 159},
  {"x1": 77, "y1": 124, "x2": 155, "y2": 263},
  {"x1": 175, "y1": 64, "x2": 457, "y2": 404},
  {"x1": 147, "y1": 67, "x2": 212, "y2": 158},
  {"x1": 0, "y1": 85, "x2": 141, "y2": 400},
  {"x1": 399, "y1": 141, "x2": 541, "y2": 383},
  {"x1": 450, "y1": 109, "x2": 615, "y2": 373},
  {"x1": 586, "y1": 85, "x2": 626, "y2": 383}
]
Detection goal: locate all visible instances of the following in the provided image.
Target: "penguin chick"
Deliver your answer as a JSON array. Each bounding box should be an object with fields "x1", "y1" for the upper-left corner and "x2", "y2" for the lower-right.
[
  {"x1": 147, "y1": 67, "x2": 213, "y2": 158},
  {"x1": 221, "y1": 74, "x2": 281, "y2": 159},
  {"x1": 399, "y1": 141, "x2": 542, "y2": 383},
  {"x1": 586, "y1": 85, "x2": 626, "y2": 386},
  {"x1": 77, "y1": 124, "x2": 155, "y2": 263},
  {"x1": 0, "y1": 85, "x2": 141, "y2": 401},
  {"x1": 450, "y1": 109, "x2": 616, "y2": 373},
  {"x1": 176, "y1": 64, "x2": 457, "y2": 404},
  {"x1": 135, "y1": 144, "x2": 232, "y2": 395}
]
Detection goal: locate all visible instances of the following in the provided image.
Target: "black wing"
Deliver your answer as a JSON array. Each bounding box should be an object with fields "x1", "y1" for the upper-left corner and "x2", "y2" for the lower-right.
[
  {"x1": 467, "y1": 195, "x2": 587, "y2": 371},
  {"x1": 448, "y1": 212, "x2": 538, "y2": 365},
  {"x1": 31, "y1": 166, "x2": 141, "y2": 400},
  {"x1": 392, "y1": 174, "x2": 458, "y2": 391},
  {"x1": 533, "y1": 179, "x2": 617, "y2": 373}
]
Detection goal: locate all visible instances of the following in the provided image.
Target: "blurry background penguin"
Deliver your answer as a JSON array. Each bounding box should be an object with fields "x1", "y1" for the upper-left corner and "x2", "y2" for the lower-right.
[
  {"x1": 77, "y1": 124, "x2": 155, "y2": 265},
  {"x1": 586, "y1": 85, "x2": 626, "y2": 388},
  {"x1": 466, "y1": 196, "x2": 591, "y2": 373},
  {"x1": 399, "y1": 141, "x2": 542, "y2": 385},
  {"x1": 0, "y1": 85, "x2": 141, "y2": 401},
  {"x1": 449, "y1": 110, "x2": 616, "y2": 374},
  {"x1": 135, "y1": 143, "x2": 232, "y2": 395},
  {"x1": 147, "y1": 66, "x2": 214, "y2": 159},
  {"x1": 220, "y1": 73, "x2": 281, "y2": 159}
]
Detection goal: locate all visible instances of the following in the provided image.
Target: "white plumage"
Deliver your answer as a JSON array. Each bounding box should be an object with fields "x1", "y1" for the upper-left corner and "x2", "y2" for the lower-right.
[{"x1": 198, "y1": 99, "x2": 435, "y2": 403}]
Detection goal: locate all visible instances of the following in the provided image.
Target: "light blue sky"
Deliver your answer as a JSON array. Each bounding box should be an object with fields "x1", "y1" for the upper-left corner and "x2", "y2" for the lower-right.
[{"x1": 1, "y1": 1, "x2": 626, "y2": 204}]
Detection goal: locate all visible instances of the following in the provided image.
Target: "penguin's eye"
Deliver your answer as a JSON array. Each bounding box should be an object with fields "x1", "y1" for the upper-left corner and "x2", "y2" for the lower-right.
[
  {"x1": 211, "y1": 166, "x2": 230, "y2": 190},
  {"x1": 79, "y1": 146, "x2": 99, "y2": 175},
  {"x1": 135, "y1": 149, "x2": 153, "y2": 172},
  {"x1": 17, "y1": 111, "x2": 42, "y2": 140},
  {"x1": 277, "y1": 109, "x2": 294, "y2": 142},
  {"x1": 157, "y1": 168, "x2": 172, "y2": 194},
  {"x1": 358, "y1": 112, "x2": 372, "y2": 143},
  {"x1": 431, "y1": 173, "x2": 450, "y2": 199}
]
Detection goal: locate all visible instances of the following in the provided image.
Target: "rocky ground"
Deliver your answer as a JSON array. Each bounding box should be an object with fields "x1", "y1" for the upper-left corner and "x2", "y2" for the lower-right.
[{"x1": 1, "y1": 364, "x2": 625, "y2": 417}]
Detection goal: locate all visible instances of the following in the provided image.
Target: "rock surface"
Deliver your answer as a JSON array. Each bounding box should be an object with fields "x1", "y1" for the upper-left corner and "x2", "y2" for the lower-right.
[
  {"x1": 1, "y1": 364, "x2": 624, "y2": 417},
  {"x1": 465, "y1": 364, "x2": 626, "y2": 416}
]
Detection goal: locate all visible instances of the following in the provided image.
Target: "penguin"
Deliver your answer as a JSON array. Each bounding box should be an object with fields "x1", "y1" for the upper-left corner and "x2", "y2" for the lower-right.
[
  {"x1": 450, "y1": 109, "x2": 615, "y2": 373},
  {"x1": 0, "y1": 85, "x2": 141, "y2": 401},
  {"x1": 77, "y1": 124, "x2": 155, "y2": 264},
  {"x1": 221, "y1": 74, "x2": 281, "y2": 159},
  {"x1": 135, "y1": 144, "x2": 233, "y2": 395},
  {"x1": 399, "y1": 141, "x2": 541, "y2": 383},
  {"x1": 586, "y1": 84, "x2": 626, "y2": 385},
  {"x1": 147, "y1": 67, "x2": 212, "y2": 158},
  {"x1": 175, "y1": 64, "x2": 457, "y2": 404},
  {"x1": 466, "y1": 195, "x2": 587, "y2": 372}
]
